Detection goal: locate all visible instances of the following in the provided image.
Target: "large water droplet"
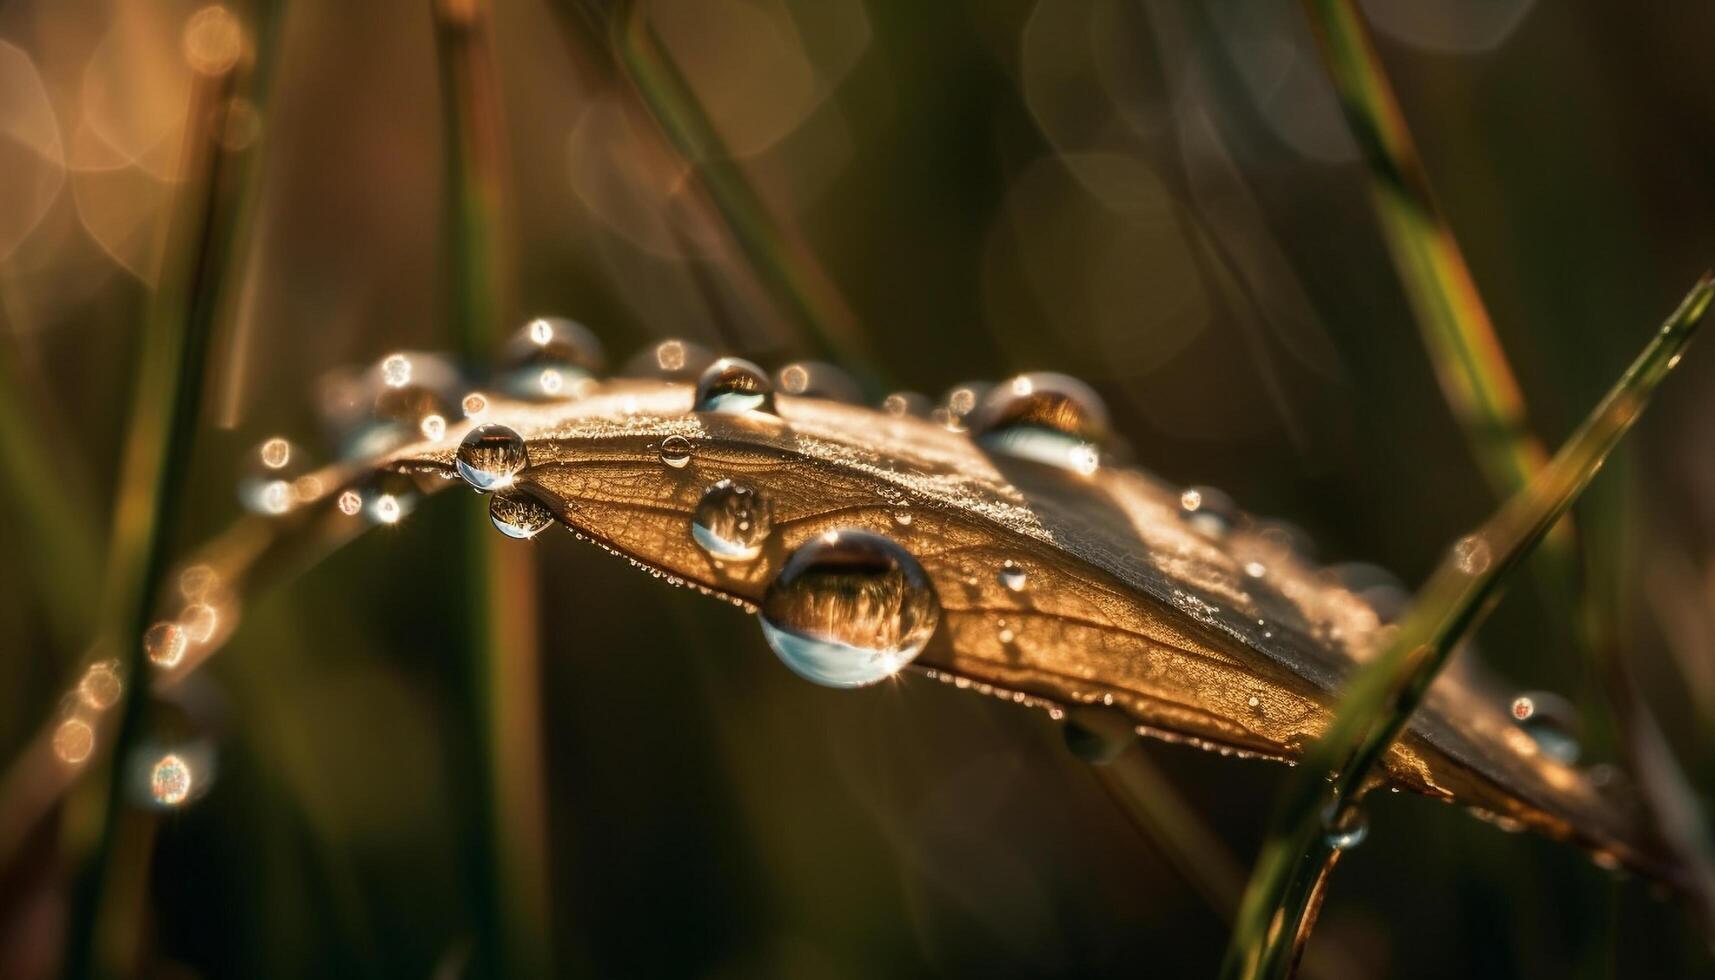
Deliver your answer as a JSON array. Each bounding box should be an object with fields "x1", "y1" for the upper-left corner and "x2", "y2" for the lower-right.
[
  {"x1": 1510, "y1": 691, "x2": 1581, "y2": 763},
  {"x1": 659, "y1": 435, "x2": 694, "y2": 468},
  {"x1": 1323, "y1": 804, "x2": 1369, "y2": 851},
  {"x1": 623, "y1": 338, "x2": 716, "y2": 381},
  {"x1": 489, "y1": 488, "x2": 556, "y2": 539},
  {"x1": 775, "y1": 361, "x2": 861, "y2": 402},
  {"x1": 144, "y1": 622, "x2": 187, "y2": 668},
  {"x1": 692, "y1": 480, "x2": 774, "y2": 562},
  {"x1": 695, "y1": 357, "x2": 774, "y2": 414},
  {"x1": 759, "y1": 530, "x2": 940, "y2": 688},
  {"x1": 456, "y1": 423, "x2": 528, "y2": 491},
  {"x1": 970, "y1": 372, "x2": 1110, "y2": 473},
  {"x1": 499, "y1": 317, "x2": 605, "y2": 399},
  {"x1": 380, "y1": 353, "x2": 412, "y2": 388}
]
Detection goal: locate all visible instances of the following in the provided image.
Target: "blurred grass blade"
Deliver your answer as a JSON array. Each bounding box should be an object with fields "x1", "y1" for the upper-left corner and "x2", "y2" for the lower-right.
[
  {"x1": 1220, "y1": 274, "x2": 1713, "y2": 980},
  {"x1": 1299, "y1": 0, "x2": 1552, "y2": 505},
  {"x1": 609, "y1": 2, "x2": 882, "y2": 389},
  {"x1": 431, "y1": 0, "x2": 551, "y2": 974}
]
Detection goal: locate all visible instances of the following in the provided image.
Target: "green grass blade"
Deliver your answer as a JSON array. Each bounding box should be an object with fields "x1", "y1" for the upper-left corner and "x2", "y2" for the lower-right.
[
  {"x1": 1220, "y1": 275, "x2": 1713, "y2": 980},
  {"x1": 1300, "y1": 0, "x2": 1551, "y2": 505}
]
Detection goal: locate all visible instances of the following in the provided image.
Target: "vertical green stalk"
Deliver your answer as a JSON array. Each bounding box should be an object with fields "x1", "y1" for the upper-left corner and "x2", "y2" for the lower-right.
[
  {"x1": 1299, "y1": 0, "x2": 1553, "y2": 511},
  {"x1": 607, "y1": 1, "x2": 883, "y2": 389},
  {"x1": 1220, "y1": 277, "x2": 1711, "y2": 980},
  {"x1": 432, "y1": 1, "x2": 551, "y2": 974},
  {"x1": 63, "y1": 17, "x2": 265, "y2": 973}
]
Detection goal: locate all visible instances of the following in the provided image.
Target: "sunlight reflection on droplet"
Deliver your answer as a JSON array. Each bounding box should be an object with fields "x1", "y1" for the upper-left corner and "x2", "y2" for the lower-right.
[
  {"x1": 372, "y1": 494, "x2": 403, "y2": 524},
  {"x1": 259, "y1": 437, "x2": 290, "y2": 469},
  {"x1": 539, "y1": 369, "x2": 564, "y2": 396},
  {"x1": 145, "y1": 622, "x2": 188, "y2": 668},
  {"x1": 337, "y1": 490, "x2": 362, "y2": 516},
  {"x1": 380, "y1": 353, "x2": 412, "y2": 388},
  {"x1": 420, "y1": 414, "x2": 446, "y2": 441},
  {"x1": 181, "y1": 603, "x2": 218, "y2": 644},
  {"x1": 151, "y1": 753, "x2": 193, "y2": 805},
  {"x1": 260, "y1": 479, "x2": 291, "y2": 514},
  {"x1": 462, "y1": 393, "x2": 488, "y2": 418},
  {"x1": 78, "y1": 661, "x2": 124, "y2": 711},
  {"x1": 54, "y1": 718, "x2": 95, "y2": 765}
]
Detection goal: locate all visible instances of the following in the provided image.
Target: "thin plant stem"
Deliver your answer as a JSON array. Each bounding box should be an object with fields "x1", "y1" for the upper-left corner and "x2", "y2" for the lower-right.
[
  {"x1": 1299, "y1": 0, "x2": 1554, "y2": 512},
  {"x1": 432, "y1": 0, "x2": 552, "y2": 974},
  {"x1": 1220, "y1": 276, "x2": 1712, "y2": 980}
]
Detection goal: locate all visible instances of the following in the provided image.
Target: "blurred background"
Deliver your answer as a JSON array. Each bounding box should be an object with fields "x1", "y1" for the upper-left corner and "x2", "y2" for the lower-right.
[{"x1": 3, "y1": 0, "x2": 1715, "y2": 976}]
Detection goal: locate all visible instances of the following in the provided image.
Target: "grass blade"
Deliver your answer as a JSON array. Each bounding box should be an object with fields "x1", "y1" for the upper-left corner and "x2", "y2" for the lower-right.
[
  {"x1": 1299, "y1": 0, "x2": 1551, "y2": 505},
  {"x1": 1219, "y1": 274, "x2": 1713, "y2": 980}
]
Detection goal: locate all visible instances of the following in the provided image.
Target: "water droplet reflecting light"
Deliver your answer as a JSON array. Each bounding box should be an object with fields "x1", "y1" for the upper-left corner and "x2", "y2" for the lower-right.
[
  {"x1": 694, "y1": 357, "x2": 774, "y2": 414},
  {"x1": 489, "y1": 489, "x2": 555, "y2": 540},
  {"x1": 144, "y1": 622, "x2": 187, "y2": 668},
  {"x1": 970, "y1": 372, "x2": 1110, "y2": 473},
  {"x1": 456, "y1": 424, "x2": 528, "y2": 491},
  {"x1": 54, "y1": 718, "x2": 95, "y2": 765},
  {"x1": 659, "y1": 435, "x2": 693, "y2": 468},
  {"x1": 998, "y1": 561, "x2": 1028, "y2": 592},
  {"x1": 151, "y1": 753, "x2": 193, "y2": 806},
  {"x1": 692, "y1": 480, "x2": 773, "y2": 562}
]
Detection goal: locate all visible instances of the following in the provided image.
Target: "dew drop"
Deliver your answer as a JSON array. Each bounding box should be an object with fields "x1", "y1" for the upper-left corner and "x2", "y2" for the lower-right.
[
  {"x1": 694, "y1": 357, "x2": 774, "y2": 414},
  {"x1": 337, "y1": 489, "x2": 363, "y2": 516},
  {"x1": 499, "y1": 317, "x2": 605, "y2": 399},
  {"x1": 1322, "y1": 805, "x2": 1369, "y2": 851},
  {"x1": 144, "y1": 622, "x2": 188, "y2": 668},
  {"x1": 79, "y1": 661, "x2": 124, "y2": 710},
  {"x1": 380, "y1": 353, "x2": 413, "y2": 388},
  {"x1": 623, "y1": 338, "x2": 715, "y2": 380},
  {"x1": 240, "y1": 437, "x2": 312, "y2": 515},
  {"x1": 970, "y1": 372, "x2": 1110, "y2": 473},
  {"x1": 462, "y1": 392, "x2": 489, "y2": 418},
  {"x1": 1509, "y1": 691, "x2": 1581, "y2": 763},
  {"x1": 181, "y1": 603, "x2": 218, "y2": 644},
  {"x1": 456, "y1": 423, "x2": 528, "y2": 491},
  {"x1": 1453, "y1": 534, "x2": 1492, "y2": 575},
  {"x1": 998, "y1": 560, "x2": 1027, "y2": 592},
  {"x1": 1178, "y1": 485, "x2": 1238, "y2": 537},
  {"x1": 892, "y1": 509, "x2": 913, "y2": 527},
  {"x1": 53, "y1": 718, "x2": 95, "y2": 765},
  {"x1": 880, "y1": 392, "x2": 931, "y2": 418},
  {"x1": 775, "y1": 361, "x2": 861, "y2": 402},
  {"x1": 419, "y1": 413, "x2": 447, "y2": 440},
  {"x1": 372, "y1": 494, "x2": 404, "y2": 524},
  {"x1": 150, "y1": 753, "x2": 193, "y2": 806},
  {"x1": 489, "y1": 488, "x2": 555, "y2": 540},
  {"x1": 1243, "y1": 560, "x2": 1267, "y2": 579},
  {"x1": 659, "y1": 434, "x2": 694, "y2": 468},
  {"x1": 759, "y1": 530, "x2": 940, "y2": 688},
  {"x1": 259, "y1": 437, "x2": 291, "y2": 469},
  {"x1": 179, "y1": 564, "x2": 217, "y2": 600},
  {"x1": 692, "y1": 480, "x2": 774, "y2": 562}
]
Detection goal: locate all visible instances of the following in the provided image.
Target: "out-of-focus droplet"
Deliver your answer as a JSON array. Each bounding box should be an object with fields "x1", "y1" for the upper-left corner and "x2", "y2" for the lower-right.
[
  {"x1": 181, "y1": 603, "x2": 218, "y2": 644},
  {"x1": 179, "y1": 564, "x2": 217, "y2": 601},
  {"x1": 1510, "y1": 691, "x2": 1581, "y2": 764},
  {"x1": 144, "y1": 622, "x2": 187, "y2": 668},
  {"x1": 692, "y1": 480, "x2": 773, "y2": 562},
  {"x1": 456, "y1": 423, "x2": 528, "y2": 491},
  {"x1": 53, "y1": 717, "x2": 95, "y2": 765},
  {"x1": 759, "y1": 530, "x2": 940, "y2": 688},
  {"x1": 239, "y1": 437, "x2": 310, "y2": 515},
  {"x1": 372, "y1": 493, "x2": 404, "y2": 524},
  {"x1": 183, "y1": 5, "x2": 245, "y2": 76},
  {"x1": 775, "y1": 361, "x2": 861, "y2": 402},
  {"x1": 259, "y1": 437, "x2": 290, "y2": 469},
  {"x1": 79, "y1": 661, "x2": 124, "y2": 710},
  {"x1": 1323, "y1": 804, "x2": 1368, "y2": 851},
  {"x1": 623, "y1": 338, "x2": 716, "y2": 381},
  {"x1": 880, "y1": 392, "x2": 932, "y2": 418},
  {"x1": 931, "y1": 382, "x2": 990, "y2": 430},
  {"x1": 970, "y1": 372, "x2": 1110, "y2": 473},
  {"x1": 694, "y1": 357, "x2": 774, "y2": 414},
  {"x1": 1453, "y1": 534, "x2": 1492, "y2": 575},
  {"x1": 462, "y1": 392, "x2": 489, "y2": 418},
  {"x1": 337, "y1": 489, "x2": 362, "y2": 516},
  {"x1": 499, "y1": 317, "x2": 605, "y2": 399},
  {"x1": 150, "y1": 752, "x2": 192, "y2": 806},
  {"x1": 998, "y1": 560, "x2": 1028, "y2": 592},
  {"x1": 419, "y1": 414, "x2": 446, "y2": 441},
  {"x1": 1178, "y1": 485, "x2": 1238, "y2": 537},
  {"x1": 489, "y1": 488, "x2": 555, "y2": 540},
  {"x1": 381, "y1": 353, "x2": 413, "y2": 388},
  {"x1": 658, "y1": 434, "x2": 694, "y2": 468}
]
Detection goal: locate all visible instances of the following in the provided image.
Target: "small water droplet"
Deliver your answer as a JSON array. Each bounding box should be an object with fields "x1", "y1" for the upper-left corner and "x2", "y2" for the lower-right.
[
  {"x1": 1322, "y1": 805, "x2": 1368, "y2": 851},
  {"x1": 462, "y1": 392, "x2": 489, "y2": 417},
  {"x1": 1178, "y1": 485, "x2": 1238, "y2": 536},
  {"x1": 500, "y1": 317, "x2": 605, "y2": 399},
  {"x1": 760, "y1": 530, "x2": 940, "y2": 687},
  {"x1": 970, "y1": 372, "x2": 1110, "y2": 473},
  {"x1": 489, "y1": 488, "x2": 556, "y2": 539},
  {"x1": 880, "y1": 392, "x2": 931, "y2": 417},
  {"x1": 53, "y1": 717, "x2": 95, "y2": 765},
  {"x1": 623, "y1": 338, "x2": 715, "y2": 380},
  {"x1": 240, "y1": 438, "x2": 313, "y2": 515},
  {"x1": 337, "y1": 489, "x2": 363, "y2": 516},
  {"x1": 144, "y1": 622, "x2": 187, "y2": 668},
  {"x1": 775, "y1": 361, "x2": 861, "y2": 401},
  {"x1": 181, "y1": 603, "x2": 218, "y2": 644},
  {"x1": 692, "y1": 480, "x2": 774, "y2": 562},
  {"x1": 1453, "y1": 534, "x2": 1492, "y2": 575},
  {"x1": 79, "y1": 661, "x2": 124, "y2": 710},
  {"x1": 259, "y1": 437, "x2": 291, "y2": 469},
  {"x1": 1509, "y1": 691, "x2": 1581, "y2": 763},
  {"x1": 150, "y1": 753, "x2": 193, "y2": 806},
  {"x1": 658, "y1": 434, "x2": 694, "y2": 468},
  {"x1": 380, "y1": 353, "x2": 412, "y2": 388},
  {"x1": 695, "y1": 357, "x2": 774, "y2": 414},
  {"x1": 998, "y1": 560, "x2": 1027, "y2": 592},
  {"x1": 456, "y1": 423, "x2": 529, "y2": 491},
  {"x1": 372, "y1": 494, "x2": 404, "y2": 524},
  {"x1": 892, "y1": 508, "x2": 913, "y2": 527},
  {"x1": 419, "y1": 413, "x2": 447, "y2": 440}
]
